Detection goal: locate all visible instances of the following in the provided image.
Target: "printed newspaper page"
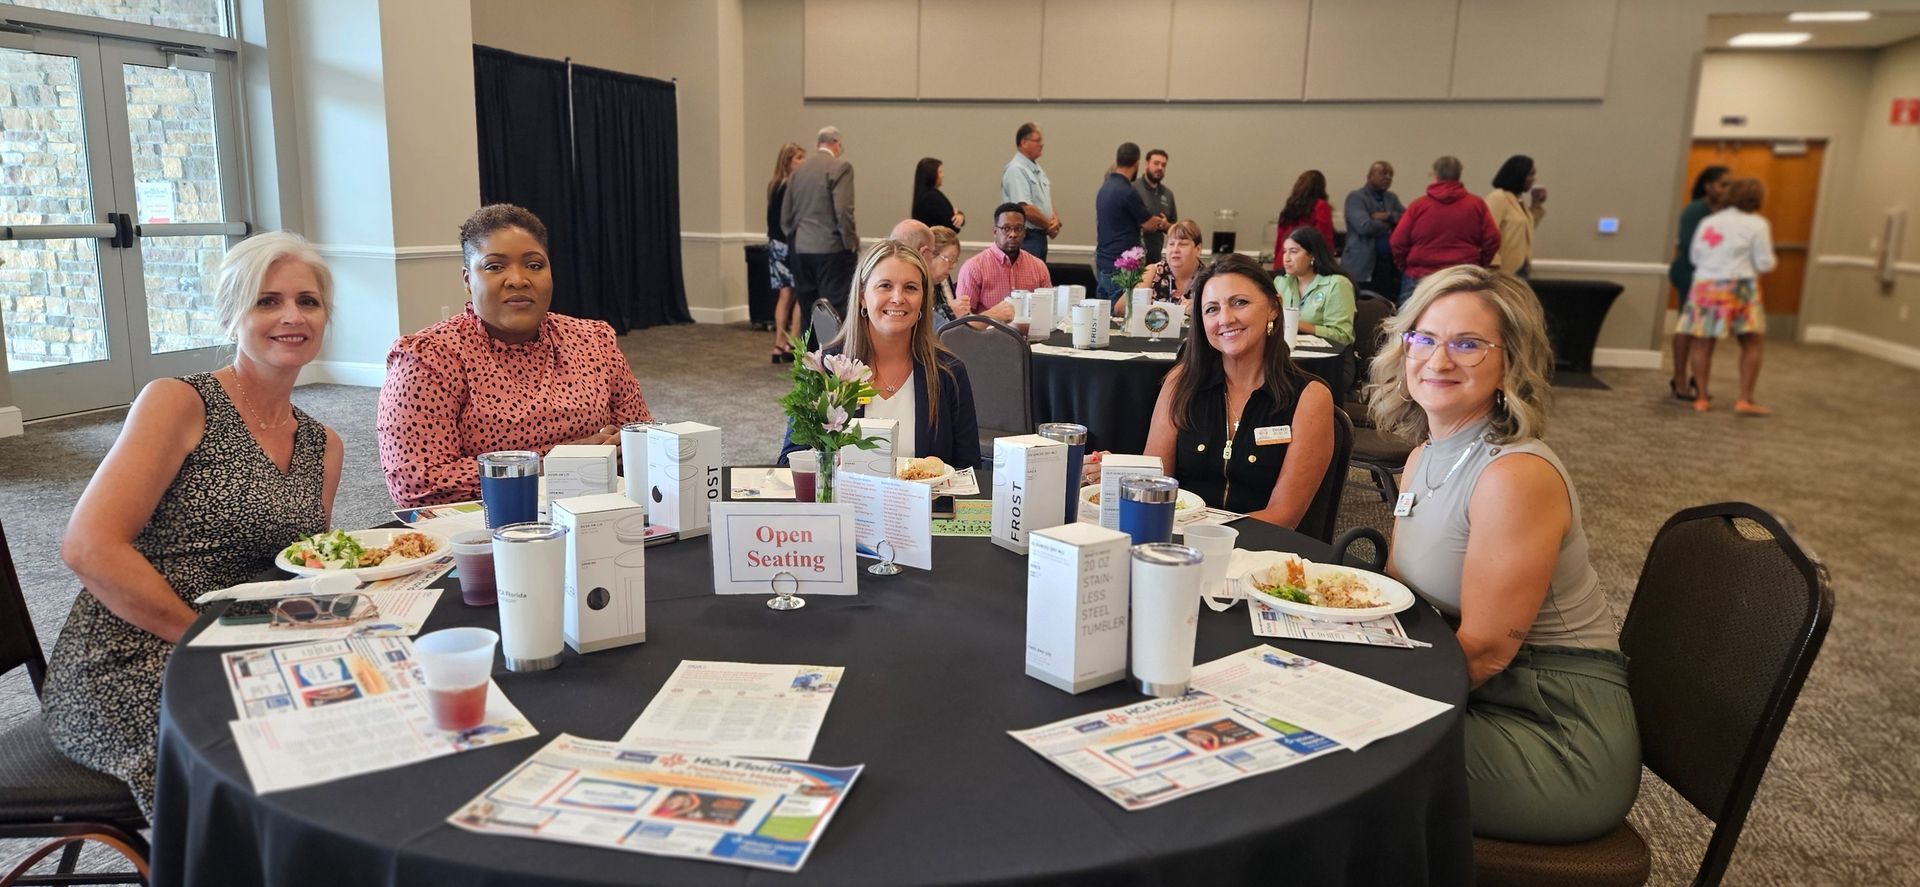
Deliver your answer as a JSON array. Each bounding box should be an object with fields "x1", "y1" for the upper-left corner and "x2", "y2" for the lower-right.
[
  {"x1": 1245, "y1": 602, "x2": 1427, "y2": 648},
  {"x1": 620, "y1": 661, "x2": 843, "y2": 761},
  {"x1": 1191, "y1": 645, "x2": 1452, "y2": 750},
  {"x1": 222, "y1": 636, "x2": 424, "y2": 719},
  {"x1": 449, "y1": 733, "x2": 863, "y2": 873},
  {"x1": 1008, "y1": 693, "x2": 1341, "y2": 811}
]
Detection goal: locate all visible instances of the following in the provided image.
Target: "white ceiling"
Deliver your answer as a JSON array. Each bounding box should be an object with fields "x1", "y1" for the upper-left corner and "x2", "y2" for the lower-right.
[{"x1": 1706, "y1": 12, "x2": 1920, "y2": 49}]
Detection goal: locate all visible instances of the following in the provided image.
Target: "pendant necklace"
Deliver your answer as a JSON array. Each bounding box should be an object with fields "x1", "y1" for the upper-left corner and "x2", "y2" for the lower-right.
[
  {"x1": 1394, "y1": 434, "x2": 1481, "y2": 517},
  {"x1": 229, "y1": 367, "x2": 291, "y2": 430}
]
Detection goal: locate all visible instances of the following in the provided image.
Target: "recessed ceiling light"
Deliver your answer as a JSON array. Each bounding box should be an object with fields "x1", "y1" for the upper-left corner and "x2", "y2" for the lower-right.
[
  {"x1": 1787, "y1": 11, "x2": 1872, "y2": 22},
  {"x1": 1729, "y1": 32, "x2": 1814, "y2": 47}
]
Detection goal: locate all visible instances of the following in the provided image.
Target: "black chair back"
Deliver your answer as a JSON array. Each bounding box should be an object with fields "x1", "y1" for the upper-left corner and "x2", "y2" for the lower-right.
[
  {"x1": 810, "y1": 298, "x2": 842, "y2": 349},
  {"x1": 936, "y1": 315, "x2": 1033, "y2": 447},
  {"x1": 1295, "y1": 407, "x2": 1353, "y2": 544},
  {"x1": 1619, "y1": 503, "x2": 1833, "y2": 886},
  {"x1": 0, "y1": 519, "x2": 48, "y2": 696},
  {"x1": 1348, "y1": 290, "x2": 1397, "y2": 404}
]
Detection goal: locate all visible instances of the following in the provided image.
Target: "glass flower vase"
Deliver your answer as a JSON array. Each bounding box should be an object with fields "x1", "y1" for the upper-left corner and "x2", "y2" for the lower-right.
[{"x1": 814, "y1": 448, "x2": 836, "y2": 503}]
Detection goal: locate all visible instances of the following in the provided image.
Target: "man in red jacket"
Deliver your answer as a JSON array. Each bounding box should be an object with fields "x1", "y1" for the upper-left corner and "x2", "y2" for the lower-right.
[{"x1": 1390, "y1": 155, "x2": 1501, "y2": 304}]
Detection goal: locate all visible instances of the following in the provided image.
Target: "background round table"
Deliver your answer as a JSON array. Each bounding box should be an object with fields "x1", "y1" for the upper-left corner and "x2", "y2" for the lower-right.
[
  {"x1": 152, "y1": 517, "x2": 1469, "y2": 886},
  {"x1": 1031, "y1": 330, "x2": 1350, "y2": 453}
]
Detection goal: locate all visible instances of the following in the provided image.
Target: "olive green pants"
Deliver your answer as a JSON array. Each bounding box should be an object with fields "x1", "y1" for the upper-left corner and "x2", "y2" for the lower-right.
[{"x1": 1464, "y1": 644, "x2": 1640, "y2": 843}]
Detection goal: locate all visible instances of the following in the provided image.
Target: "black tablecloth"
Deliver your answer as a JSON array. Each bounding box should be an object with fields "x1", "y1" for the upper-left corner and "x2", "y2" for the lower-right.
[
  {"x1": 152, "y1": 517, "x2": 1469, "y2": 886},
  {"x1": 1529, "y1": 278, "x2": 1623, "y2": 374},
  {"x1": 1031, "y1": 331, "x2": 1350, "y2": 453}
]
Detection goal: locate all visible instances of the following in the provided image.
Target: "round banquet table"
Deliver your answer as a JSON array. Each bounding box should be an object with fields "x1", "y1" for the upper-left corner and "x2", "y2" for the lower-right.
[
  {"x1": 151, "y1": 507, "x2": 1470, "y2": 886},
  {"x1": 1030, "y1": 330, "x2": 1351, "y2": 454}
]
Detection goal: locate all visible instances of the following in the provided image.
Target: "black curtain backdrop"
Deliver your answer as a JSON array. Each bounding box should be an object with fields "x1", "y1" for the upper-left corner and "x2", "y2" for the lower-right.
[
  {"x1": 472, "y1": 46, "x2": 691, "y2": 332},
  {"x1": 569, "y1": 64, "x2": 691, "y2": 329}
]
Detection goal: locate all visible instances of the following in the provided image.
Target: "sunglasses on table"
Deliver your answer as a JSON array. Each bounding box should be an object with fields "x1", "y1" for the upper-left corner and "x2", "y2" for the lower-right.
[
  {"x1": 1402, "y1": 331, "x2": 1503, "y2": 367},
  {"x1": 271, "y1": 593, "x2": 379, "y2": 629}
]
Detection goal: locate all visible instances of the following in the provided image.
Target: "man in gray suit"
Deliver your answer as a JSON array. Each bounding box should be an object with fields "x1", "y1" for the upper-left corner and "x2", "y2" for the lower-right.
[
  {"x1": 781, "y1": 126, "x2": 858, "y2": 328},
  {"x1": 1339, "y1": 160, "x2": 1404, "y2": 297}
]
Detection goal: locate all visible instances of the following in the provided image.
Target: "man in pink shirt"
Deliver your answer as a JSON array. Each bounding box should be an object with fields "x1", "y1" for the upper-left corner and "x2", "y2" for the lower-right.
[{"x1": 954, "y1": 203, "x2": 1053, "y2": 323}]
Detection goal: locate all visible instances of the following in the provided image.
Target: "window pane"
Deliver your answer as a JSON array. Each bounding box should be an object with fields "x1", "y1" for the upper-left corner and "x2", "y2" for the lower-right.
[
  {"x1": 2, "y1": 238, "x2": 112, "y2": 367},
  {"x1": 1, "y1": 0, "x2": 230, "y2": 38},
  {"x1": 142, "y1": 233, "x2": 227, "y2": 354},
  {"x1": 1, "y1": 48, "x2": 111, "y2": 369},
  {"x1": 124, "y1": 62, "x2": 222, "y2": 223}
]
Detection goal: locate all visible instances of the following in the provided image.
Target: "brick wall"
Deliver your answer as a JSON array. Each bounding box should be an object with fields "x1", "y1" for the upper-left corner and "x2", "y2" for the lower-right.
[{"x1": 4, "y1": 0, "x2": 228, "y2": 37}]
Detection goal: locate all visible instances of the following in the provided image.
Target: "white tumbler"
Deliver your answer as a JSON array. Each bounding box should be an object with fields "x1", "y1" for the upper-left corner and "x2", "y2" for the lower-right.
[
  {"x1": 1079, "y1": 299, "x2": 1111, "y2": 348},
  {"x1": 1129, "y1": 543, "x2": 1204, "y2": 697},
  {"x1": 1129, "y1": 288, "x2": 1153, "y2": 334},
  {"x1": 492, "y1": 522, "x2": 569, "y2": 671},
  {"x1": 1071, "y1": 303, "x2": 1095, "y2": 349},
  {"x1": 1283, "y1": 306, "x2": 1301, "y2": 348},
  {"x1": 620, "y1": 421, "x2": 659, "y2": 510}
]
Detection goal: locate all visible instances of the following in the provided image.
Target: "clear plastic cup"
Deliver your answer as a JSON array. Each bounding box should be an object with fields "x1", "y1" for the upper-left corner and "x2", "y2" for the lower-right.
[
  {"x1": 450, "y1": 529, "x2": 497, "y2": 606},
  {"x1": 413, "y1": 627, "x2": 498, "y2": 731},
  {"x1": 1179, "y1": 523, "x2": 1239, "y2": 599},
  {"x1": 789, "y1": 450, "x2": 819, "y2": 502}
]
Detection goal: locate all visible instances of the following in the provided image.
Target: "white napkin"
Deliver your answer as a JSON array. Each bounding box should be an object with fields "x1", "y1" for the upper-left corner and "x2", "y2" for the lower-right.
[{"x1": 194, "y1": 572, "x2": 359, "y2": 605}]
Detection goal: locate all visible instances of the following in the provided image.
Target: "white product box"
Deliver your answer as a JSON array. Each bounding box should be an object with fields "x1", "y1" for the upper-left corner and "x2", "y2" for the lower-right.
[
  {"x1": 544, "y1": 445, "x2": 617, "y2": 503},
  {"x1": 1025, "y1": 522, "x2": 1131, "y2": 693},
  {"x1": 1099, "y1": 454, "x2": 1165, "y2": 531},
  {"x1": 1142, "y1": 301, "x2": 1183, "y2": 340},
  {"x1": 838, "y1": 417, "x2": 897, "y2": 478},
  {"x1": 645, "y1": 422, "x2": 723, "y2": 539},
  {"x1": 992, "y1": 434, "x2": 1067, "y2": 554},
  {"x1": 1078, "y1": 299, "x2": 1112, "y2": 349},
  {"x1": 552, "y1": 493, "x2": 647, "y2": 653},
  {"x1": 1124, "y1": 287, "x2": 1155, "y2": 337},
  {"x1": 1026, "y1": 288, "x2": 1055, "y2": 338}
]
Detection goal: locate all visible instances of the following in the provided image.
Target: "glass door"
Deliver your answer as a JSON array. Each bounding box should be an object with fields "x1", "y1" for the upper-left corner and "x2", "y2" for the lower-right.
[{"x1": 1, "y1": 25, "x2": 245, "y2": 420}]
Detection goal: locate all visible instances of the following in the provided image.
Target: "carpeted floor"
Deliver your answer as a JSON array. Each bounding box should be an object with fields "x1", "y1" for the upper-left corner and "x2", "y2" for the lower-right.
[{"x1": 2, "y1": 323, "x2": 1915, "y2": 884}]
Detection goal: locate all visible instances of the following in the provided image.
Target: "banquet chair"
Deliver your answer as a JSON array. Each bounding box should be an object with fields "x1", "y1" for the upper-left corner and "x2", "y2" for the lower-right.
[
  {"x1": 936, "y1": 315, "x2": 1032, "y2": 460},
  {"x1": 809, "y1": 299, "x2": 842, "y2": 349},
  {"x1": 1345, "y1": 290, "x2": 1397, "y2": 414},
  {"x1": 1474, "y1": 502, "x2": 1833, "y2": 887},
  {"x1": 0, "y1": 520, "x2": 151, "y2": 886},
  {"x1": 1295, "y1": 408, "x2": 1353, "y2": 544},
  {"x1": 1346, "y1": 424, "x2": 1411, "y2": 505}
]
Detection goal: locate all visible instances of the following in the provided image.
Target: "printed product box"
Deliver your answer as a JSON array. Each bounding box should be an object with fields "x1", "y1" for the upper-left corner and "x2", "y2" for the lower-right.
[
  {"x1": 838, "y1": 417, "x2": 897, "y2": 478},
  {"x1": 645, "y1": 422, "x2": 723, "y2": 539},
  {"x1": 1099, "y1": 454, "x2": 1165, "y2": 531},
  {"x1": 1078, "y1": 299, "x2": 1112, "y2": 349},
  {"x1": 552, "y1": 493, "x2": 647, "y2": 653},
  {"x1": 992, "y1": 434, "x2": 1067, "y2": 554},
  {"x1": 1025, "y1": 522, "x2": 1131, "y2": 693},
  {"x1": 544, "y1": 444, "x2": 618, "y2": 503}
]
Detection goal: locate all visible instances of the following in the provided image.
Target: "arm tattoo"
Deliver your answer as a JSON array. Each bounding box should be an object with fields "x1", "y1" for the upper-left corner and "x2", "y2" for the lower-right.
[{"x1": 1506, "y1": 628, "x2": 1528, "y2": 641}]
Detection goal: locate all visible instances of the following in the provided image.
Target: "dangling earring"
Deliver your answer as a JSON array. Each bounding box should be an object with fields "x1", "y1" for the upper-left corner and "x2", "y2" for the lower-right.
[
  {"x1": 1266, "y1": 320, "x2": 1275, "y2": 336},
  {"x1": 1494, "y1": 389, "x2": 1508, "y2": 412}
]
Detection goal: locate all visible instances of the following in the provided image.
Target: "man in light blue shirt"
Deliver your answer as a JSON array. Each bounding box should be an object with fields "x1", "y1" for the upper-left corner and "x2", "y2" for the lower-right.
[{"x1": 1001, "y1": 122, "x2": 1059, "y2": 260}]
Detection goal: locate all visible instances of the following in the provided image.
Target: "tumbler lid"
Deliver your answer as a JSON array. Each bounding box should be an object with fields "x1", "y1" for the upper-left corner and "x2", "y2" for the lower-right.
[
  {"x1": 1120, "y1": 475, "x2": 1179, "y2": 504},
  {"x1": 1036, "y1": 423, "x2": 1088, "y2": 446},
  {"x1": 1131, "y1": 542, "x2": 1202, "y2": 566},
  {"x1": 492, "y1": 521, "x2": 569, "y2": 544},
  {"x1": 621, "y1": 421, "x2": 662, "y2": 434},
  {"x1": 478, "y1": 451, "x2": 540, "y2": 477}
]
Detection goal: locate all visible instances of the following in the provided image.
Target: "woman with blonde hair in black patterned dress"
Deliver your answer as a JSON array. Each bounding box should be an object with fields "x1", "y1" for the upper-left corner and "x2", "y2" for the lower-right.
[{"x1": 41, "y1": 231, "x2": 344, "y2": 816}]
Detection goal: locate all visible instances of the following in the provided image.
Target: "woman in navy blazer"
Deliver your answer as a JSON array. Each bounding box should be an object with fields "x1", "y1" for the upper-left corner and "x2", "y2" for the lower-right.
[{"x1": 779, "y1": 240, "x2": 981, "y2": 469}]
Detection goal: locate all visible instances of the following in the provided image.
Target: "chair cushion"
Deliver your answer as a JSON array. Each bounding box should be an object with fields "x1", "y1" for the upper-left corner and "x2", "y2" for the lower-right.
[
  {"x1": 0, "y1": 711, "x2": 147, "y2": 826},
  {"x1": 1473, "y1": 823, "x2": 1651, "y2": 887},
  {"x1": 1350, "y1": 426, "x2": 1413, "y2": 464}
]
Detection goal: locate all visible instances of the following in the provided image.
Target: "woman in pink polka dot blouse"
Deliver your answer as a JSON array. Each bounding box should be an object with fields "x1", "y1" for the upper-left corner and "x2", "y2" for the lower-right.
[{"x1": 376, "y1": 204, "x2": 652, "y2": 508}]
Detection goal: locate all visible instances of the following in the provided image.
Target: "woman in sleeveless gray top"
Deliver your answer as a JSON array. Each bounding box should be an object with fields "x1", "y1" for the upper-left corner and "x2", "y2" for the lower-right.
[
  {"x1": 41, "y1": 233, "x2": 343, "y2": 818},
  {"x1": 1364, "y1": 266, "x2": 1638, "y2": 844}
]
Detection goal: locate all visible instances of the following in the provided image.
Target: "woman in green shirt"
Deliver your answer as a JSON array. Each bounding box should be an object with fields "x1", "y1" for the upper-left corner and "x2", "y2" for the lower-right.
[
  {"x1": 1276, "y1": 226, "x2": 1355, "y2": 347},
  {"x1": 1667, "y1": 165, "x2": 1729, "y2": 401}
]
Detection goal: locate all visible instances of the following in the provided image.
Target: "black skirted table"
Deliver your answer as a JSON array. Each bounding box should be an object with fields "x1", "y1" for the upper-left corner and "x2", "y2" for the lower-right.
[
  {"x1": 1031, "y1": 330, "x2": 1350, "y2": 453},
  {"x1": 151, "y1": 515, "x2": 1469, "y2": 886},
  {"x1": 1528, "y1": 278, "x2": 1623, "y2": 374}
]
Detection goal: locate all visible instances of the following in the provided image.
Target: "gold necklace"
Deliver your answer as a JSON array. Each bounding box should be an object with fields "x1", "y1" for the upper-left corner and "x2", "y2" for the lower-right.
[{"x1": 229, "y1": 367, "x2": 292, "y2": 430}]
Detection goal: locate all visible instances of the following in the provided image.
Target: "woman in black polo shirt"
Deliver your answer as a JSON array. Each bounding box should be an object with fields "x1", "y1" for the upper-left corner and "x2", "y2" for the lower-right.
[{"x1": 1144, "y1": 253, "x2": 1335, "y2": 528}]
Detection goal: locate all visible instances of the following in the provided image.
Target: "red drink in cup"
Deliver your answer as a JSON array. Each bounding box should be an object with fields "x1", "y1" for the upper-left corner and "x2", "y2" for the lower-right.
[
  {"x1": 450, "y1": 530, "x2": 496, "y2": 606},
  {"x1": 1012, "y1": 320, "x2": 1030, "y2": 337},
  {"x1": 413, "y1": 627, "x2": 498, "y2": 732},
  {"x1": 427, "y1": 683, "x2": 489, "y2": 732},
  {"x1": 788, "y1": 451, "x2": 820, "y2": 502}
]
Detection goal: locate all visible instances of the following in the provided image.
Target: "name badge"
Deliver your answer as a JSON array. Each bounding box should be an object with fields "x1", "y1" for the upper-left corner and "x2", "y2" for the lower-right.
[
  {"x1": 1254, "y1": 425, "x2": 1292, "y2": 445},
  {"x1": 1393, "y1": 492, "x2": 1415, "y2": 517}
]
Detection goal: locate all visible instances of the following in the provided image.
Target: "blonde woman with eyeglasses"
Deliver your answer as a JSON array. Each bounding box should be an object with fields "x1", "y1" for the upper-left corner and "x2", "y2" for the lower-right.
[{"x1": 1366, "y1": 265, "x2": 1637, "y2": 844}]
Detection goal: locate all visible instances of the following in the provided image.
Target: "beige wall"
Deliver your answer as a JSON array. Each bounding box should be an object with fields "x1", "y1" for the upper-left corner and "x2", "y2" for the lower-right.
[
  {"x1": 470, "y1": 0, "x2": 657, "y2": 77},
  {"x1": 747, "y1": 0, "x2": 1720, "y2": 356},
  {"x1": 1820, "y1": 36, "x2": 1920, "y2": 352}
]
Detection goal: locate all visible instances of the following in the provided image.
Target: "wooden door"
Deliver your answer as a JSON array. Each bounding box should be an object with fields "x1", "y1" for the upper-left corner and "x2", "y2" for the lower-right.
[{"x1": 1677, "y1": 140, "x2": 1825, "y2": 333}]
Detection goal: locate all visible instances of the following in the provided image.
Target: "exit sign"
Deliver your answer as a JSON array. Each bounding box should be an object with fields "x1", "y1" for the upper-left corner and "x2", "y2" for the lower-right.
[{"x1": 1892, "y1": 98, "x2": 1920, "y2": 125}]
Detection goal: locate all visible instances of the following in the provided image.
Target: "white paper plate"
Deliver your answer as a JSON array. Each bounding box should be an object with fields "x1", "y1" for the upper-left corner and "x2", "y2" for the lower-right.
[
  {"x1": 1238, "y1": 560, "x2": 1415, "y2": 623},
  {"x1": 276, "y1": 528, "x2": 452, "y2": 582},
  {"x1": 1079, "y1": 484, "x2": 1206, "y2": 521},
  {"x1": 896, "y1": 458, "x2": 956, "y2": 486}
]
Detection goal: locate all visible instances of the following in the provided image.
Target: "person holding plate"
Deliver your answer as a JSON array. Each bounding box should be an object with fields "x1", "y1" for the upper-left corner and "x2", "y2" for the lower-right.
[
  {"x1": 376, "y1": 204, "x2": 653, "y2": 508},
  {"x1": 1367, "y1": 265, "x2": 1636, "y2": 843},
  {"x1": 1143, "y1": 253, "x2": 1335, "y2": 529},
  {"x1": 41, "y1": 232, "x2": 345, "y2": 817},
  {"x1": 777, "y1": 240, "x2": 980, "y2": 469}
]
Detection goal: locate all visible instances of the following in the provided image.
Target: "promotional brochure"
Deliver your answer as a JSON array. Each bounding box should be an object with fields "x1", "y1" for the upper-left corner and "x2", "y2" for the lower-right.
[
  {"x1": 1189, "y1": 645, "x2": 1452, "y2": 750},
  {"x1": 221, "y1": 636, "x2": 422, "y2": 719},
  {"x1": 620, "y1": 661, "x2": 844, "y2": 761}
]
